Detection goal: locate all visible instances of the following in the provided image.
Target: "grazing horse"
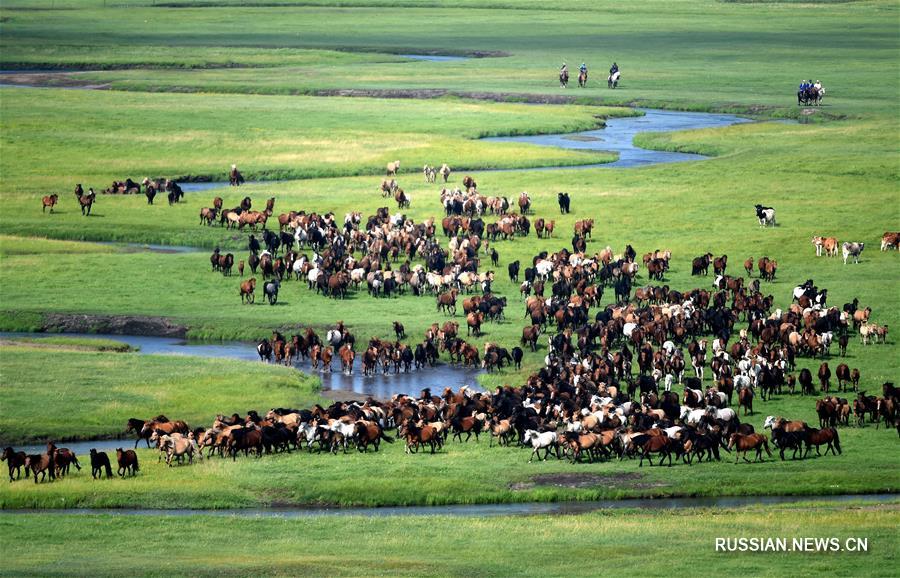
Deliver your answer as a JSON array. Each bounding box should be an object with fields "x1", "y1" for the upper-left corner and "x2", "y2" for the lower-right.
[
  {"x1": 41, "y1": 194, "x2": 58, "y2": 213},
  {"x1": 727, "y1": 433, "x2": 772, "y2": 463},
  {"x1": 90, "y1": 449, "x2": 114, "y2": 479},
  {"x1": 804, "y1": 427, "x2": 841, "y2": 457},
  {"x1": 116, "y1": 448, "x2": 139, "y2": 476},
  {"x1": 75, "y1": 186, "x2": 96, "y2": 216},
  {"x1": 1, "y1": 447, "x2": 28, "y2": 482}
]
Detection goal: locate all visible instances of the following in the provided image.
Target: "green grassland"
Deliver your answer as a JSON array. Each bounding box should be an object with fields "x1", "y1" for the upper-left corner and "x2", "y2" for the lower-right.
[
  {"x1": 0, "y1": 2, "x2": 897, "y2": 570},
  {"x1": 0, "y1": 345, "x2": 321, "y2": 444},
  {"x1": 0, "y1": 503, "x2": 897, "y2": 577},
  {"x1": 1, "y1": 336, "x2": 134, "y2": 352},
  {"x1": 0, "y1": 88, "x2": 628, "y2": 194}
]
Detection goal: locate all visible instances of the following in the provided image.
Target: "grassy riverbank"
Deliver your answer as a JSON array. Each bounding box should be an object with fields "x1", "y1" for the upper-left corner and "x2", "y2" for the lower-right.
[
  {"x1": 1, "y1": 502, "x2": 897, "y2": 576},
  {"x1": 0, "y1": 345, "x2": 321, "y2": 445}
]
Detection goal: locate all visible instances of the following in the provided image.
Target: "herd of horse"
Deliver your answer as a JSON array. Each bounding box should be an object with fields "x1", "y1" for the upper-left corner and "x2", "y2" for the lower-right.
[{"x1": 10, "y1": 376, "x2": 896, "y2": 485}]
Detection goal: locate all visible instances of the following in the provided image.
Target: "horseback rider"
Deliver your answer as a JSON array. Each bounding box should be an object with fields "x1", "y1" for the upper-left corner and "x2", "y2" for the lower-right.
[
  {"x1": 610, "y1": 62, "x2": 619, "y2": 75},
  {"x1": 560, "y1": 62, "x2": 568, "y2": 75},
  {"x1": 579, "y1": 62, "x2": 587, "y2": 75}
]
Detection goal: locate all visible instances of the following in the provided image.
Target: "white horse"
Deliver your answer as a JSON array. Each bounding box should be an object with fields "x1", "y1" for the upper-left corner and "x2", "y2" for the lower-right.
[
  {"x1": 607, "y1": 70, "x2": 621, "y2": 88},
  {"x1": 523, "y1": 430, "x2": 559, "y2": 462},
  {"x1": 705, "y1": 406, "x2": 737, "y2": 423}
]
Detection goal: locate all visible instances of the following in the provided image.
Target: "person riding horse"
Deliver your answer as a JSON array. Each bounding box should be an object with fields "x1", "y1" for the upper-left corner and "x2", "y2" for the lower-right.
[
  {"x1": 610, "y1": 62, "x2": 619, "y2": 75},
  {"x1": 579, "y1": 63, "x2": 587, "y2": 75}
]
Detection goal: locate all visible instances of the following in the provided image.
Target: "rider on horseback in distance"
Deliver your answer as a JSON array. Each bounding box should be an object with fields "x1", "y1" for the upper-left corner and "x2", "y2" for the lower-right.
[{"x1": 579, "y1": 62, "x2": 587, "y2": 76}]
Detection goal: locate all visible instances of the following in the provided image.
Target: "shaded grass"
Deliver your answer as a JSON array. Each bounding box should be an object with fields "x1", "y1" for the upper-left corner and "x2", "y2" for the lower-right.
[
  {"x1": 0, "y1": 346, "x2": 322, "y2": 444},
  {"x1": 0, "y1": 504, "x2": 897, "y2": 576}
]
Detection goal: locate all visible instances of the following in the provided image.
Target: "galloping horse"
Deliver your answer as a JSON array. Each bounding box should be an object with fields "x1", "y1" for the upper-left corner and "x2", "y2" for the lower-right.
[
  {"x1": 41, "y1": 194, "x2": 58, "y2": 213},
  {"x1": 559, "y1": 69, "x2": 569, "y2": 88},
  {"x1": 578, "y1": 69, "x2": 588, "y2": 87},
  {"x1": 74, "y1": 186, "x2": 95, "y2": 216}
]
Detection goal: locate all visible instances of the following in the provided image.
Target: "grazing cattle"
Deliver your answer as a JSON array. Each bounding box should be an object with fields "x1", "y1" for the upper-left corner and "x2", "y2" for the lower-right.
[
  {"x1": 557, "y1": 192, "x2": 571, "y2": 214},
  {"x1": 89, "y1": 449, "x2": 113, "y2": 479},
  {"x1": 881, "y1": 232, "x2": 899, "y2": 251},
  {"x1": 841, "y1": 242, "x2": 864, "y2": 264},
  {"x1": 812, "y1": 236, "x2": 839, "y2": 257},
  {"x1": 240, "y1": 278, "x2": 256, "y2": 304},
  {"x1": 116, "y1": 448, "x2": 139, "y2": 477},
  {"x1": 754, "y1": 204, "x2": 776, "y2": 227},
  {"x1": 41, "y1": 194, "x2": 58, "y2": 213}
]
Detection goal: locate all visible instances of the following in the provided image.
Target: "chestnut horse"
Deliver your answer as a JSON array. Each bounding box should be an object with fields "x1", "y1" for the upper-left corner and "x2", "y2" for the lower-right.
[
  {"x1": 727, "y1": 433, "x2": 772, "y2": 463},
  {"x1": 41, "y1": 194, "x2": 58, "y2": 213},
  {"x1": 804, "y1": 427, "x2": 841, "y2": 457}
]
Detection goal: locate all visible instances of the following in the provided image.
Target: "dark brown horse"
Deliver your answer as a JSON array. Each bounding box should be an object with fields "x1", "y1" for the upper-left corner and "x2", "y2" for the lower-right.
[
  {"x1": 804, "y1": 427, "x2": 841, "y2": 457},
  {"x1": 126, "y1": 418, "x2": 153, "y2": 448},
  {"x1": 75, "y1": 186, "x2": 95, "y2": 216},
  {"x1": 116, "y1": 448, "x2": 139, "y2": 476},
  {"x1": 1, "y1": 447, "x2": 28, "y2": 482}
]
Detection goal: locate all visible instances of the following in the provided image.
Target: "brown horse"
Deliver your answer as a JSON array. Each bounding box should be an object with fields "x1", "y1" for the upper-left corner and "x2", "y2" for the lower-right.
[
  {"x1": 738, "y1": 386, "x2": 754, "y2": 415},
  {"x1": 437, "y1": 288, "x2": 458, "y2": 315},
  {"x1": 240, "y1": 278, "x2": 256, "y2": 304},
  {"x1": 1, "y1": 447, "x2": 28, "y2": 482},
  {"x1": 804, "y1": 427, "x2": 841, "y2": 457},
  {"x1": 49, "y1": 442, "x2": 81, "y2": 477},
  {"x1": 353, "y1": 421, "x2": 394, "y2": 452},
  {"x1": 140, "y1": 419, "x2": 189, "y2": 440},
  {"x1": 402, "y1": 419, "x2": 440, "y2": 454},
  {"x1": 25, "y1": 448, "x2": 56, "y2": 483},
  {"x1": 116, "y1": 448, "x2": 139, "y2": 476},
  {"x1": 41, "y1": 194, "x2": 58, "y2": 213},
  {"x1": 727, "y1": 433, "x2": 772, "y2": 463}
]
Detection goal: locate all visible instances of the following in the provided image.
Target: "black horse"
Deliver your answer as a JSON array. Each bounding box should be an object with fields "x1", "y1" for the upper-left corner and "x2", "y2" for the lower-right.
[{"x1": 557, "y1": 192, "x2": 571, "y2": 214}]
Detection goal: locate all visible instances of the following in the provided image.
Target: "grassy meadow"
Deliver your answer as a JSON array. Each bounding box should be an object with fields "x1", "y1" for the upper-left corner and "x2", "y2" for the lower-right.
[
  {"x1": 0, "y1": 345, "x2": 322, "y2": 444},
  {"x1": 0, "y1": 0, "x2": 897, "y2": 570},
  {"x1": 0, "y1": 503, "x2": 897, "y2": 577}
]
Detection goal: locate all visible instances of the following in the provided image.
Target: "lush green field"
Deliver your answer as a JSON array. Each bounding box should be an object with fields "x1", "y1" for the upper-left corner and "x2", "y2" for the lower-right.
[
  {"x1": 1, "y1": 503, "x2": 897, "y2": 577},
  {"x1": 0, "y1": 345, "x2": 321, "y2": 444},
  {"x1": 0, "y1": 88, "x2": 629, "y2": 194},
  {"x1": 0, "y1": 4, "x2": 898, "y2": 574}
]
